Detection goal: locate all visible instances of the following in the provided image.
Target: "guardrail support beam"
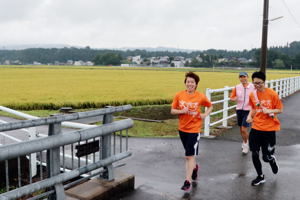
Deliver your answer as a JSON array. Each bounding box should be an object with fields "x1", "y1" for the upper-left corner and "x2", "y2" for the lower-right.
[
  {"x1": 100, "y1": 110, "x2": 114, "y2": 181},
  {"x1": 47, "y1": 120, "x2": 65, "y2": 200}
]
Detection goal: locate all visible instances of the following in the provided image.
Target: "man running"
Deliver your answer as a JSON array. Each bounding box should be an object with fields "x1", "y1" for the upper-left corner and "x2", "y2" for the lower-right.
[
  {"x1": 246, "y1": 71, "x2": 283, "y2": 186},
  {"x1": 230, "y1": 72, "x2": 255, "y2": 154},
  {"x1": 171, "y1": 72, "x2": 213, "y2": 192}
]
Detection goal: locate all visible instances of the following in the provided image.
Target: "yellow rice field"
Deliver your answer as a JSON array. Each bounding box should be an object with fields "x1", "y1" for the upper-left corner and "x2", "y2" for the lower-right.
[{"x1": 0, "y1": 65, "x2": 299, "y2": 109}]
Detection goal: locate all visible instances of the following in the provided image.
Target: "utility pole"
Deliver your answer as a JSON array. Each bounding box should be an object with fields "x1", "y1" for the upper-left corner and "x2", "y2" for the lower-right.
[{"x1": 260, "y1": 0, "x2": 269, "y2": 74}]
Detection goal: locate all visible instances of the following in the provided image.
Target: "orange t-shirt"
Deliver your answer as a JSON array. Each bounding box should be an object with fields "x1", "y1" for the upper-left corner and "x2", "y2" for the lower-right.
[
  {"x1": 249, "y1": 88, "x2": 283, "y2": 131},
  {"x1": 172, "y1": 90, "x2": 212, "y2": 133}
]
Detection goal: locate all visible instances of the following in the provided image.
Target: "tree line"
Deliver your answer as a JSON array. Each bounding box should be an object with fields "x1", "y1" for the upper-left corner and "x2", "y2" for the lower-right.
[{"x1": 0, "y1": 41, "x2": 299, "y2": 69}]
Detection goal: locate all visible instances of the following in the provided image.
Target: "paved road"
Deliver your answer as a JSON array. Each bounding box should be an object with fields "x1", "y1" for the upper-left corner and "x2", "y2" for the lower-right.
[
  {"x1": 118, "y1": 91, "x2": 300, "y2": 200},
  {"x1": 1, "y1": 92, "x2": 300, "y2": 200}
]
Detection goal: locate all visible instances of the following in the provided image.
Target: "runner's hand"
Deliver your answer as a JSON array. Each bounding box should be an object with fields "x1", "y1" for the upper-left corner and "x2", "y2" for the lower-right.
[
  {"x1": 262, "y1": 108, "x2": 272, "y2": 114},
  {"x1": 181, "y1": 107, "x2": 189, "y2": 114},
  {"x1": 246, "y1": 116, "x2": 253, "y2": 123},
  {"x1": 199, "y1": 113, "x2": 207, "y2": 119},
  {"x1": 230, "y1": 97, "x2": 237, "y2": 101}
]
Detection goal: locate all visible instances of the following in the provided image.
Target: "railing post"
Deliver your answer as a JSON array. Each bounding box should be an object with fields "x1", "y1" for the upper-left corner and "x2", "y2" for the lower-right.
[
  {"x1": 291, "y1": 77, "x2": 293, "y2": 94},
  {"x1": 204, "y1": 88, "x2": 211, "y2": 137},
  {"x1": 291, "y1": 77, "x2": 294, "y2": 94},
  {"x1": 281, "y1": 79, "x2": 284, "y2": 97},
  {"x1": 270, "y1": 80, "x2": 274, "y2": 90},
  {"x1": 283, "y1": 79, "x2": 286, "y2": 98},
  {"x1": 287, "y1": 78, "x2": 289, "y2": 96},
  {"x1": 47, "y1": 120, "x2": 65, "y2": 200},
  {"x1": 275, "y1": 80, "x2": 279, "y2": 96},
  {"x1": 288, "y1": 78, "x2": 291, "y2": 95},
  {"x1": 28, "y1": 127, "x2": 38, "y2": 177},
  {"x1": 291, "y1": 77, "x2": 296, "y2": 94},
  {"x1": 222, "y1": 87, "x2": 229, "y2": 127},
  {"x1": 294, "y1": 77, "x2": 297, "y2": 92},
  {"x1": 287, "y1": 78, "x2": 292, "y2": 96},
  {"x1": 100, "y1": 107, "x2": 114, "y2": 181}
]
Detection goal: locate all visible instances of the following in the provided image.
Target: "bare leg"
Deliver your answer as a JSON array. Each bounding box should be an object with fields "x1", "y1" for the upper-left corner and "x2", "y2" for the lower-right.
[
  {"x1": 185, "y1": 156, "x2": 196, "y2": 181},
  {"x1": 240, "y1": 126, "x2": 249, "y2": 143}
]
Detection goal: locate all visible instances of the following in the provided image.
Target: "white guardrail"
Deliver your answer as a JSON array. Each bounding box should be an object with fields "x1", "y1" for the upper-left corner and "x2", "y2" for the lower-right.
[{"x1": 203, "y1": 76, "x2": 300, "y2": 137}]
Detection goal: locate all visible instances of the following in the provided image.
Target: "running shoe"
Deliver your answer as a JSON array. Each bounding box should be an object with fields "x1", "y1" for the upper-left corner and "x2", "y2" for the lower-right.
[
  {"x1": 181, "y1": 180, "x2": 191, "y2": 192},
  {"x1": 251, "y1": 175, "x2": 265, "y2": 186},
  {"x1": 270, "y1": 155, "x2": 279, "y2": 174},
  {"x1": 242, "y1": 142, "x2": 249, "y2": 154},
  {"x1": 192, "y1": 164, "x2": 199, "y2": 181}
]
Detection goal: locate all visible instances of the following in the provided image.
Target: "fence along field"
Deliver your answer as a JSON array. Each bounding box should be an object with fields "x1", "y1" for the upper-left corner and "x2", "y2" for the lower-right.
[{"x1": 0, "y1": 65, "x2": 298, "y2": 110}]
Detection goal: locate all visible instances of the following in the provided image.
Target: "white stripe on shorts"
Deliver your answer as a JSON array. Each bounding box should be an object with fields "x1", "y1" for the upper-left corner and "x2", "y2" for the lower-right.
[{"x1": 193, "y1": 133, "x2": 201, "y2": 156}]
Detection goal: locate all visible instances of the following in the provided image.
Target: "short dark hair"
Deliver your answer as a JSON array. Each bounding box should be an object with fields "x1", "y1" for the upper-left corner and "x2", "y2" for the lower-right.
[
  {"x1": 184, "y1": 71, "x2": 200, "y2": 85},
  {"x1": 252, "y1": 71, "x2": 266, "y2": 82}
]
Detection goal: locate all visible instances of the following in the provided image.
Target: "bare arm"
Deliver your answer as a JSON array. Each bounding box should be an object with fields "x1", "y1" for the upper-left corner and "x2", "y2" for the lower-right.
[
  {"x1": 262, "y1": 108, "x2": 283, "y2": 115},
  {"x1": 171, "y1": 107, "x2": 188, "y2": 115},
  {"x1": 199, "y1": 105, "x2": 213, "y2": 119},
  {"x1": 246, "y1": 108, "x2": 256, "y2": 123},
  {"x1": 230, "y1": 88, "x2": 237, "y2": 101},
  {"x1": 230, "y1": 96, "x2": 237, "y2": 101}
]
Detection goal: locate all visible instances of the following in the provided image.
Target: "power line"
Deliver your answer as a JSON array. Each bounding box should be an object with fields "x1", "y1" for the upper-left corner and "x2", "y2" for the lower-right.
[{"x1": 280, "y1": 0, "x2": 300, "y2": 29}]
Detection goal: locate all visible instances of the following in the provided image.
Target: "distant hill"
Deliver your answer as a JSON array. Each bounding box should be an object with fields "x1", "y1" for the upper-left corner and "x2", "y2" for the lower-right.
[
  {"x1": 118, "y1": 46, "x2": 195, "y2": 53},
  {"x1": 0, "y1": 44, "x2": 82, "y2": 50},
  {"x1": 0, "y1": 41, "x2": 299, "y2": 68}
]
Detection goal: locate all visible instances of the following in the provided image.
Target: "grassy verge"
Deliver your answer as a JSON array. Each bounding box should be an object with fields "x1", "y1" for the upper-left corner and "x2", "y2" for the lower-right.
[
  {"x1": 0, "y1": 106, "x2": 178, "y2": 137},
  {"x1": 126, "y1": 119, "x2": 178, "y2": 137},
  {"x1": 0, "y1": 103, "x2": 237, "y2": 138},
  {"x1": 0, "y1": 110, "x2": 61, "y2": 119}
]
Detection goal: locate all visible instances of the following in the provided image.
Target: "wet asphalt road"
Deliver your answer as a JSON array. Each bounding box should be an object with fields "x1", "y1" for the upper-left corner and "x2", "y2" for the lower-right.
[
  {"x1": 118, "y1": 91, "x2": 300, "y2": 200},
  {"x1": 1, "y1": 92, "x2": 300, "y2": 200}
]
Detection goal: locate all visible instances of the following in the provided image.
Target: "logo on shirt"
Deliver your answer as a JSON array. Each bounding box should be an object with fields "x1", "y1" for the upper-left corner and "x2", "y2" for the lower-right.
[{"x1": 179, "y1": 100, "x2": 199, "y2": 117}]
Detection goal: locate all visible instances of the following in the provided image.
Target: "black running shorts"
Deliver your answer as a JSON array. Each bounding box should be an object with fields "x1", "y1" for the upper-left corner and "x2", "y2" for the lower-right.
[
  {"x1": 236, "y1": 110, "x2": 250, "y2": 127},
  {"x1": 179, "y1": 130, "x2": 200, "y2": 156},
  {"x1": 249, "y1": 128, "x2": 276, "y2": 154}
]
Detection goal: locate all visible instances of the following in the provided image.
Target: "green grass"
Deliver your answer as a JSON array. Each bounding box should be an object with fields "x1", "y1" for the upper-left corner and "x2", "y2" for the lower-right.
[
  {"x1": 0, "y1": 105, "x2": 231, "y2": 138},
  {"x1": 0, "y1": 106, "x2": 180, "y2": 137},
  {"x1": 0, "y1": 65, "x2": 298, "y2": 110},
  {"x1": 126, "y1": 119, "x2": 179, "y2": 137},
  {"x1": 0, "y1": 110, "x2": 61, "y2": 120},
  {"x1": 0, "y1": 187, "x2": 6, "y2": 194}
]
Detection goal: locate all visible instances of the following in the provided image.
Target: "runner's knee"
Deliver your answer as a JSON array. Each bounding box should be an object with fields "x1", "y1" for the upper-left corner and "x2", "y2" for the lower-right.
[
  {"x1": 262, "y1": 154, "x2": 272, "y2": 163},
  {"x1": 185, "y1": 156, "x2": 194, "y2": 160},
  {"x1": 252, "y1": 151, "x2": 259, "y2": 160}
]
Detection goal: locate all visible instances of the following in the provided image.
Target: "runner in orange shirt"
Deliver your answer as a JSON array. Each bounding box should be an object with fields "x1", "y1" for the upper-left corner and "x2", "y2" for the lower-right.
[
  {"x1": 171, "y1": 72, "x2": 213, "y2": 192},
  {"x1": 246, "y1": 71, "x2": 283, "y2": 186}
]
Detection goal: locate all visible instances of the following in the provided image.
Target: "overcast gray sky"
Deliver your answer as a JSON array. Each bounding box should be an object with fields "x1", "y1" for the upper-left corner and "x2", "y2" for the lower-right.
[{"x1": 0, "y1": 0, "x2": 299, "y2": 50}]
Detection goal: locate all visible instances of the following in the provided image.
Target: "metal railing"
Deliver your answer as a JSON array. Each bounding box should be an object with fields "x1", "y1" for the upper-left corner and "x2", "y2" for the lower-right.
[
  {"x1": 0, "y1": 105, "x2": 133, "y2": 200},
  {"x1": 203, "y1": 76, "x2": 300, "y2": 137}
]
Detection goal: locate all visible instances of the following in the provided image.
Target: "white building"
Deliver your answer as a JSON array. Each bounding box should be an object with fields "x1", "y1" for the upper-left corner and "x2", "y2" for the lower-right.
[
  {"x1": 74, "y1": 61, "x2": 85, "y2": 66},
  {"x1": 196, "y1": 55, "x2": 203, "y2": 62},
  {"x1": 171, "y1": 60, "x2": 185, "y2": 68},
  {"x1": 132, "y1": 55, "x2": 142, "y2": 64},
  {"x1": 85, "y1": 61, "x2": 94, "y2": 66}
]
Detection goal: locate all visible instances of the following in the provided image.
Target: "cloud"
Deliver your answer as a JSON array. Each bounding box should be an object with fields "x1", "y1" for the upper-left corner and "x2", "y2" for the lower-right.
[{"x1": 0, "y1": 0, "x2": 299, "y2": 50}]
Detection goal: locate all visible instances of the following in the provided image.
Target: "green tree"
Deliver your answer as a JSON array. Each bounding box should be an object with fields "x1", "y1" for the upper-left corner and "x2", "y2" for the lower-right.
[
  {"x1": 93, "y1": 53, "x2": 122, "y2": 66},
  {"x1": 186, "y1": 58, "x2": 204, "y2": 67},
  {"x1": 254, "y1": 49, "x2": 282, "y2": 68},
  {"x1": 273, "y1": 59, "x2": 285, "y2": 69},
  {"x1": 292, "y1": 53, "x2": 300, "y2": 69}
]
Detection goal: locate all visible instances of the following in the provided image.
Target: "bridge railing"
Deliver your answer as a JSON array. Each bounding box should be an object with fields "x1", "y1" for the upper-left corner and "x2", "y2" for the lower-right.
[
  {"x1": 203, "y1": 76, "x2": 300, "y2": 137},
  {"x1": 0, "y1": 105, "x2": 133, "y2": 200}
]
